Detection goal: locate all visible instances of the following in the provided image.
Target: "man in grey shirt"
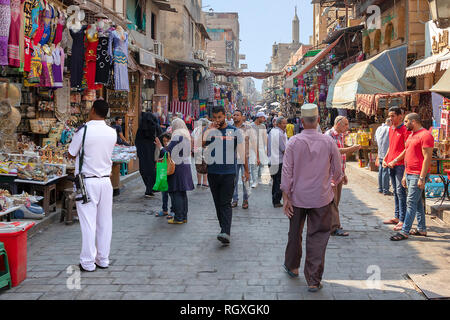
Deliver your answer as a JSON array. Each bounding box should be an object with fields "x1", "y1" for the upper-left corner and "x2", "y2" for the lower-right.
[{"x1": 375, "y1": 119, "x2": 392, "y2": 195}]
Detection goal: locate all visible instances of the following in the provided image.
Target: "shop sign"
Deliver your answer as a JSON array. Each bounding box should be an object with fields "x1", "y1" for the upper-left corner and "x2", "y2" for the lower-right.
[
  {"x1": 240, "y1": 64, "x2": 248, "y2": 69},
  {"x1": 139, "y1": 48, "x2": 156, "y2": 68}
]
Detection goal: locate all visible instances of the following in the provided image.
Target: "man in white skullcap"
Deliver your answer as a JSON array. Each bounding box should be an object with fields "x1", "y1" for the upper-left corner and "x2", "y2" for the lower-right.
[{"x1": 280, "y1": 103, "x2": 344, "y2": 292}]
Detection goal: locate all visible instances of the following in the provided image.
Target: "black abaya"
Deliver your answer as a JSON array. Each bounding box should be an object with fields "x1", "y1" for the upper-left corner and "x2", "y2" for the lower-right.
[{"x1": 135, "y1": 112, "x2": 163, "y2": 195}]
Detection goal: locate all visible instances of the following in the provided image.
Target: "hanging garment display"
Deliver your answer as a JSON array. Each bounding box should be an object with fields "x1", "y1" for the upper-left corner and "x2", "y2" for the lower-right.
[
  {"x1": 193, "y1": 71, "x2": 200, "y2": 100},
  {"x1": 172, "y1": 74, "x2": 178, "y2": 101},
  {"x1": 198, "y1": 76, "x2": 208, "y2": 100},
  {"x1": 108, "y1": 28, "x2": 129, "y2": 91},
  {"x1": 53, "y1": 10, "x2": 64, "y2": 45},
  {"x1": 38, "y1": 8, "x2": 53, "y2": 46},
  {"x1": 23, "y1": 0, "x2": 37, "y2": 38},
  {"x1": 0, "y1": 0, "x2": 11, "y2": 66},
  {"x1": 51, "y1": 45, "x2": 63, "y2": 88},
  {"x1": 186, "y1": 69, "x2": 194, "y2": 101},
  {"x1": 207, "y1": 73, "x2": 214, "y2": 103},
  {"x1": 40, "y1": 45, "x2": 54, "y2": 87},
  {"x1": 29, "y1": 0, "x2": 41, "y2": 39},
  {"x1": 69, "y1": 25, "x2": 87, "y2": 88},
  {"x1": 23, "y1": 36, "x2": 32, "y2": 72},
  {"x1": 7, "y1": 0, "x2": 21, "y2": 67},
  {"x1": 48, "y1": 5, "x2": 57, "y2": 44},
  {"x1": 95, "y1": 36, "x2": 111, "y2": 85},
  {"x1": 177, "y1": 70, "x2": 185, "y2": 100},
  {"x1": 27, "y1": 45, "x2": 41, "y2": 84},
  {"x1": 84, "y1": 25, "x2": 99, "y2": 90}
]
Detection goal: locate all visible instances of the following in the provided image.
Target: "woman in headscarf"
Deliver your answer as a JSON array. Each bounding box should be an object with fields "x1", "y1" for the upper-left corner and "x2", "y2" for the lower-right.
[
  {"x1": 135, "y1": 111, "x2": 163, "y2": 197},
  {"x1": 155, "y1": 118, "x2": 194, "y2": 224},
  {"x1": 191, "y1": 117, "x2": 210, "y2": 188}
]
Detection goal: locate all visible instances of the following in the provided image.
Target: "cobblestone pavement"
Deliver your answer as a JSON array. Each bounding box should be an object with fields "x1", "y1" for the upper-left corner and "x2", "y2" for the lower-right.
[{"x1": 1, "y1": 164, "x2": 449, "y2": 300}]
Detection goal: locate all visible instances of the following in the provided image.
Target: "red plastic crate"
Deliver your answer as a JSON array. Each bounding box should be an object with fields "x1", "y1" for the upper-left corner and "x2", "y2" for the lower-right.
[{"x1": 0, "y1": 222, "x2": 35, "y2": 287}]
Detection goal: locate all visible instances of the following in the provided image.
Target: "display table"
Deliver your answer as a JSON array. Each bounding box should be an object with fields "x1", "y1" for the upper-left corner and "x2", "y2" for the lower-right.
[
  {"x1": 14, "y1": 175, "x2": 67, "y2": 215},
  {"x1": 0, "y1": 206, "x2": 21, "y2": 222}
]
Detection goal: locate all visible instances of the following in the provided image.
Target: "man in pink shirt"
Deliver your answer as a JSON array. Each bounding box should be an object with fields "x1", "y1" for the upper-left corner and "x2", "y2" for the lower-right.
[{"x1": 280, "y1": 104, "x2": 344, "y2": 292}]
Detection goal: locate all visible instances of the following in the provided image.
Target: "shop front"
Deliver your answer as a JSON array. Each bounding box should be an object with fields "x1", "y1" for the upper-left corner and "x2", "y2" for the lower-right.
[{"x1": 0, "y1": 1, "x2": 137, "y2": 220}]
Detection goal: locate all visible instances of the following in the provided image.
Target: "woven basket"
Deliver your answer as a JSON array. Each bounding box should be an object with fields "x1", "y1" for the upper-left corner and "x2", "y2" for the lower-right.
[{"x1": 29, "y1": 118, "x2": 57, "y2": 134}]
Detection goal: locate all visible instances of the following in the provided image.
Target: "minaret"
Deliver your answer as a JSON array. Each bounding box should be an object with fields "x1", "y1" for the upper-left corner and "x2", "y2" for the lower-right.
[{"x1": 292, "y1": 6, "x2": 299, "y2": 44}]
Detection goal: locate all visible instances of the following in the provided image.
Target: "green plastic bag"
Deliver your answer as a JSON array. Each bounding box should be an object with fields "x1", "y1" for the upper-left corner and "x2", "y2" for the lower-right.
[{"x1": 153, "y1": 153, "x2": 169, "y2": 192}]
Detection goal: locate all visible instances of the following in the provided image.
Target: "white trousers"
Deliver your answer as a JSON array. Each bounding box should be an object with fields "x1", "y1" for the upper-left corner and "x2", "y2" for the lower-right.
[{"x1": 76, "y1": 177, "x2": 113, "y2": 271}]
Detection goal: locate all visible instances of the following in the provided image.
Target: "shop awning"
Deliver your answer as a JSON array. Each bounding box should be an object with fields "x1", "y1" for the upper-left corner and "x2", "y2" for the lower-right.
[
  {"x1": 284, "y1": 34, "x2": 343, "y2": 88},
  {"x1": 326, "y1": 45, "x2": 407, "y2": 111},
  {"x1": 170, "y1": 59, "x2": 208, "y2": 69},
  {"x1": 406, "y1": 49, "x2": 450, "y2": 78},
  {"x1": 431, "y1": 67, "x2": 450, "y2": 98},
  {"x1": 439, "y1": 51, "x2": 450, "y2": 71},
  {"x1": 209, "y1": 69, "x2": 282, "y2": 79}
]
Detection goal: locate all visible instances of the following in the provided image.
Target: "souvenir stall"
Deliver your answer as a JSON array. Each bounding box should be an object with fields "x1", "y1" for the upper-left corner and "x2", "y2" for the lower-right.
[
  {"x1": 0, "y1": 1, "x2": 138, "y2": 212},
  {"x1": 353, "y1": 90, "x2": 434, "y2": 171},
  {"x1": 171, "y1": 67, "x2": 214, "y2": 121}
]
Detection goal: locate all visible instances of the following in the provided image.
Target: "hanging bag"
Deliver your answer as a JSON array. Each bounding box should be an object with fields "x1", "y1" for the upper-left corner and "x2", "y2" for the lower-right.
[
  {"x1": 153, "y1": 153, "x2": 169, "y2": 192},
  {"x1": 167, "y1": 151, "x2": 176, "y2": 176}
]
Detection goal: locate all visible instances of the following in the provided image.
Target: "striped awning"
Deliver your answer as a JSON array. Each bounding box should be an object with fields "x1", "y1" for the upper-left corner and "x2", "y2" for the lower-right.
[
  {"x1": 439, "y1": 51, "x2": 450, "y2": 71},
  {"x1": 406, "y1": 49, "x2": 450, "y2": 78}
]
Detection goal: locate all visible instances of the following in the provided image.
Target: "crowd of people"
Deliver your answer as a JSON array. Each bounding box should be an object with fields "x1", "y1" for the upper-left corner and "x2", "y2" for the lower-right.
[{"x1": 69, "y1": 99, "x2": 433, "y2": 293}]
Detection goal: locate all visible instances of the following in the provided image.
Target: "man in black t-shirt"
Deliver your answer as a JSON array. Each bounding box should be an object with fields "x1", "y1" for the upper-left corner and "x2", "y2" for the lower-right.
[{"x1": 111, "y1": 117, "x2": 130, "y2": 146}]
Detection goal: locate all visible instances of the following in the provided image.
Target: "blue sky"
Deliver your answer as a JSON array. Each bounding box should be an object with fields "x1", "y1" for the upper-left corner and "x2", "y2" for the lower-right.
[{"x1": 203, "y1": 0, "x2": 314, "y2": 91}]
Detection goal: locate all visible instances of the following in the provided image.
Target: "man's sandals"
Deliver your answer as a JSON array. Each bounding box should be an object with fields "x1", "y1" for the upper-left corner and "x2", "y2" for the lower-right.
[
  {"x1": 390, "y1": 232, "x2": 408, "y2": 241},
  {"x1": 383, "y1": 218, "x2": 399, "y2": 225},
  {"x1": 409, "y1": 229, "x2": 427, "y2": 237}
]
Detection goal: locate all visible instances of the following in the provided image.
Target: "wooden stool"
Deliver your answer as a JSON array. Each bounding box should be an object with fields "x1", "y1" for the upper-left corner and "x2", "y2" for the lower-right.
[{"x1": 60, "y1": 188, "x2": 77, "y2": 225}]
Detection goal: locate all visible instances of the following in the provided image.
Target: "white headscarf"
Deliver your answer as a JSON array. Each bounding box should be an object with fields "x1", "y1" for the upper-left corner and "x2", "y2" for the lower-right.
[{"x1": 171, "y1": 118, "x2": 191, "y2": 142}]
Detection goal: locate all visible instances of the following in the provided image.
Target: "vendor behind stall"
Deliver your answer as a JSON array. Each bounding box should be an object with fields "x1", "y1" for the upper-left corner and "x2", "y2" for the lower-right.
[{"x1": 111, "y1": 117, "x2": 130, "y2": 146}]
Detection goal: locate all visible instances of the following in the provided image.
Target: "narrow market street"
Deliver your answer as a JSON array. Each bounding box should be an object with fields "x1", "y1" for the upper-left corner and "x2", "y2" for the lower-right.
[{"x1": 1, "y1": 165, "x2": 449, "y2": 300}]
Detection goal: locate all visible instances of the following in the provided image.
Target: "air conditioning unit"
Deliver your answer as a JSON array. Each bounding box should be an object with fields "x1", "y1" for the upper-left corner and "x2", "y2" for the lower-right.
[
  {"x1": 154, "y1": 41, "x2": 164, "y2": 57},
  {"x1": 195, "y1": 50, "x2": 205, "y2": 60}
]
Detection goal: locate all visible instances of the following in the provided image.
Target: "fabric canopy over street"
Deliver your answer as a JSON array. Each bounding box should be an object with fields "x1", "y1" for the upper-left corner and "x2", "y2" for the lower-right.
[
  {"x1": 326, "y1": 45, "x2": 407, "y2": 110},
  {"x1": 431, "y1": 67, "x2": 450, "y2": 98},
  {"x1": 406, "y1": 49, "x2": 450, "y2": 78},
  {"x1": 209, "y1": 68, "x2": 282, "y2": 79},
  {"x1": 284, "y1": 34, "x2": 343, "y2": 88}
]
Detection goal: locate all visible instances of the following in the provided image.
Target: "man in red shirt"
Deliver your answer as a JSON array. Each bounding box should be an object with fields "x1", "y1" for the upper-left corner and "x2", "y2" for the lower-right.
[
  {"x1": 382, "y1": 107, "x2": 409, "y2": 231},
  {"x1": 390, "y1": 113, "x2": 433, "y2": 241}
]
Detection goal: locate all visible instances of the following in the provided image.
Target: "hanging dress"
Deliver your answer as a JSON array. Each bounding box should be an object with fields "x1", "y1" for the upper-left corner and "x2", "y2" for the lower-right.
[
  {"x1": 53, "y1": 12, "x2": 64, "y2": 45},
  {"x1": 108, "y1": 29, "x2": 129, "y2": 91},
  {"x1": 38, "y1": 8, "x2": 52, "y2": 46},
  {"x1": 7, "y1": 0, "x2": 21, "y2": 67},
  {"x1": 69, "y1": 25, "x2": 87, "y2": 88},
  {"x1": 0, "y1": 0, "x2": 11, "y2": 65},
  {"x1": 27, "y1": 45, "x2": 41, "y2": 84},
  {"x1": 39, "y1": 46, "x2": 53, "y2": 87},
  {"x1": 52, "y1": 46, "x2": 62, "y2": 88},
  {"x1": 95, "y1": 34, "x2": 111, "y2": 85},
  {"x1": 84, "y1": 26, "x2": 99, "y2": 90}
]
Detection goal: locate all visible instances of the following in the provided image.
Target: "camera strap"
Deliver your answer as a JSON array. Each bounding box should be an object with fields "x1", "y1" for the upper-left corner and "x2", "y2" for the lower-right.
[{"x1": 78, "y1": 125, "x2": 87, "y2": 174}]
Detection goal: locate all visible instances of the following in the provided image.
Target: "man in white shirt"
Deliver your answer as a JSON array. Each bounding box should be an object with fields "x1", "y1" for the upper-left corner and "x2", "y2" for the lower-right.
[
  {"x1": 68, "y1": 100, "x2": 117, "y2": 272},
  {"x1": 250, "y1": 112, "x2": 268, "y2": 188},
  {"x1": 268, "y1": 116, "x2": 288, "y2": 208}
]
